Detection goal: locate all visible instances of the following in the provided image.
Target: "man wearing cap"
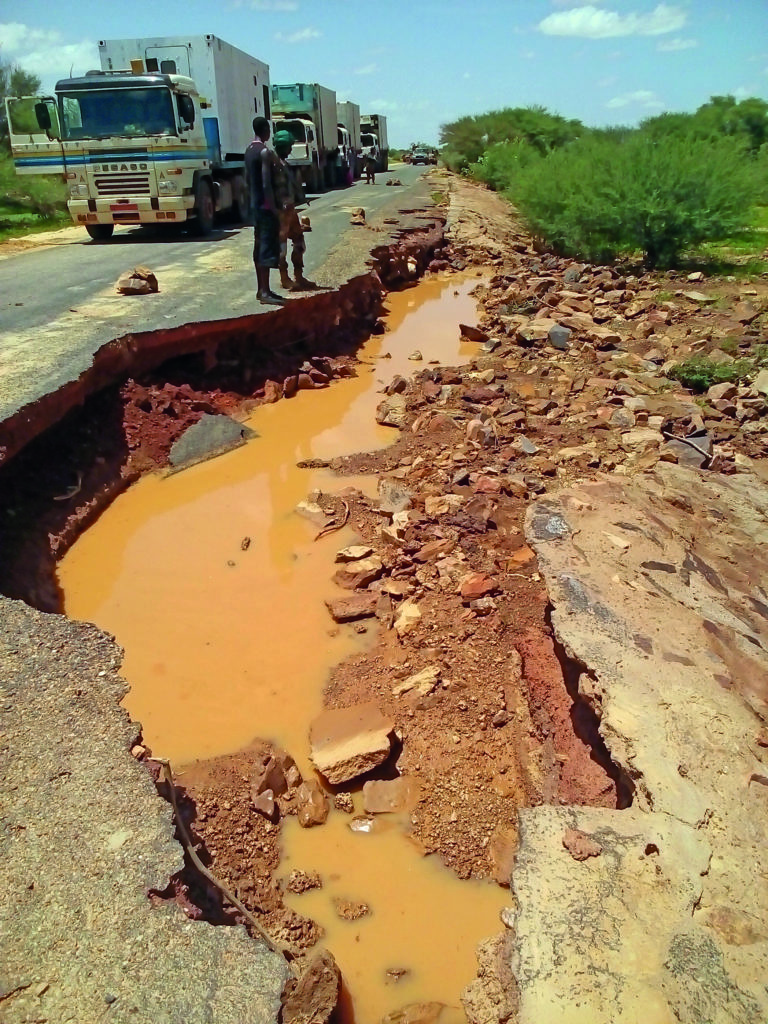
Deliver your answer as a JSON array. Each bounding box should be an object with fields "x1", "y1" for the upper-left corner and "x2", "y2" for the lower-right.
[{"x1": 273, "y1": 130, "x2": 316, "y2": 292}]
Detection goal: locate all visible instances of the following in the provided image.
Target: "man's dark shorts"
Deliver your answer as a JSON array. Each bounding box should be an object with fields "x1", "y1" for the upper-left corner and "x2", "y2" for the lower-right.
[{"x1": 253, "y1": 209, "x2": 280, "y2": 269}]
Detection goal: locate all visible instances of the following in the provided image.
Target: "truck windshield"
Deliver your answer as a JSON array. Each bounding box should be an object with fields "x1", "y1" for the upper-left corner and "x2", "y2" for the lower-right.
[
  {"x1": 361, "y1": 133, "x2": 375, "y2": 147},
  {"x1": 58, "y1": 88, "x2": 176, "y2": 140},
  {"x1": 275, "y1": 119, "x2": 306, "y2": 144}
]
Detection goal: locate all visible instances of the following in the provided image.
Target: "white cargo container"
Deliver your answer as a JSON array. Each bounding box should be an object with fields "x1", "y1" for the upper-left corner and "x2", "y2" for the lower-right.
[
  {"x1": 361, "y1": 114, "x2": 389, "y2": 172},
  {"x1": 336, "y1": 100, "x2": 361, "y2": 181},
  {"x1": 6, "y1": 34, "x2": 270, "y2": 240},
  {"x1": 272, "y1": 83, "x2": 338, "y2": 192}
]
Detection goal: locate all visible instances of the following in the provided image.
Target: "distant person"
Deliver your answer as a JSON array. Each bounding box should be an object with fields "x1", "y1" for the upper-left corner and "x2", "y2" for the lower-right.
[
  {"x1": 245, "y1": 115, "x2": 283, "y2": 305},
  {"x1": 363, "y1": 152, "x2": 376, "y2": 184},
  {"x1": 272, "y1": 130, "x2": 316, "y2": 292}
]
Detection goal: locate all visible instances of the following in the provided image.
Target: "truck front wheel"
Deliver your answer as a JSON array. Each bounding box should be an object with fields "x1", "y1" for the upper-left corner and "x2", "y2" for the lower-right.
[
  {"x1": 193, "y1": 180, "x2": 215, "y2": 235},
  {"x1": 85, "y1": 223, "x2": 114, "y2": 242}
]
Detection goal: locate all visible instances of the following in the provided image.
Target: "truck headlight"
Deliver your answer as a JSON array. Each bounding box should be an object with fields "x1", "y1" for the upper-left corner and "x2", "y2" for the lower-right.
[
  {"x1": 158, "y1": 180, "x2": 179, "y2": 194},
  {"x1": 69, "y1": 184, "x2": 88, "y2": 197}
]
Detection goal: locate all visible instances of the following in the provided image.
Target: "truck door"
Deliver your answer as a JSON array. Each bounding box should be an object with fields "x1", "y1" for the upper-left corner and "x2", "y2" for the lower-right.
[
  {"x1": 5, "y1": 96, "x2": 65, "y2": 175},
  {"x1": 145, "y1": 45, "x2": 190, "y2": 76}
]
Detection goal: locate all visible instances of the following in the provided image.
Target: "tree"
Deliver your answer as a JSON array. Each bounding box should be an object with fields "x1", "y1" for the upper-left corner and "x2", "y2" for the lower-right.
[
  {"x1": 439, "y1": 106, "x2": 583, "y2": 170},
  {"x1": 0, "y1": 56, "x2": 42, "y2": 148}
]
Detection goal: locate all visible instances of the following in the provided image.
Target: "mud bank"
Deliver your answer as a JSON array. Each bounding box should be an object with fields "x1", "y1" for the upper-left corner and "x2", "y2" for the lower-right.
[{"x1": 0, "y1": 219, "x2": 445, "y2": 612}]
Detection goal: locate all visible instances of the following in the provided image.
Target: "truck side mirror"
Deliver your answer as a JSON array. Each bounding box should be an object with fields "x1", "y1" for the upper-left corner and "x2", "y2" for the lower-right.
[
  {"x1": 35, "y1": 102, "x2": 52, "y2": 131},
  {"x1": 178, "y1": 95, "x2": 195, "y2": 128}
]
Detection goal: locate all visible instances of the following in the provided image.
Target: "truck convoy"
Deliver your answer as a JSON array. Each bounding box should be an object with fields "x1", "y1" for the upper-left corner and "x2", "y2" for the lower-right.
[
  {"x1": 336, "y1": 100, "x2": 361, "y2": 183},
  {"x1": 6, "y1": 35, "x2": 270, "y2": 239},
  {"x1": 271, "y1": 83, "x2": 337, "y2": 194},
  {"x1": 360, "y1": 114, "x2": 389, "y2": 173},
  {"x1": 6, "y1": 35, "x2": 401, "y2": 239}
]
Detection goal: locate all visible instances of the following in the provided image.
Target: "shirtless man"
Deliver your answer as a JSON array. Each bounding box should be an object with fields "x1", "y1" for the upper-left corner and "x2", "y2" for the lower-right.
[{"x1": 244, "y1": 116, "x2": 284, "y2": 305}]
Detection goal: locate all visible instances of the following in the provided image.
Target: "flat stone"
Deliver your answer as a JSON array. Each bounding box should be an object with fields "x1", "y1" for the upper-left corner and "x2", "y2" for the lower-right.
[
  {"x1": 460, "y1": 572, "x2": 499, "y2": 601},
  {"x1": 325, "y1": 592, "x2": 379, "y2": 623},
  {"x1": 168, "y1": 414, "x2": 256, "y2": 471},
  {"x1": 394, "y1": 599, "x2": 422, "y2": 636},
  {"x1": 548, "y1": 324, "x2": 571, "y2": 350},
  {"x1": 335, "y1": 545, "x2": 374, "y2": 563},
  {"x1": 332, "y1": 555, "x2": 383, "y2": 590},
  {"x1": 376, "y1": 394, "x2": 408, "y2": 429},
  {"x1": 753, "y1": 368, "x2": 768, "y2": 397},
  {"x1": 707, "y1": 382, "x2": 738, "y2": 402},
  {"x1": 460, "y1": 323, "x2": 489, "y2": 343},
  {"x1": 392, "y1": 665, "x2": 441, "y2": 697},
  {"x1": 309, "y1": 702, "x2": 394, "y2": 784}
]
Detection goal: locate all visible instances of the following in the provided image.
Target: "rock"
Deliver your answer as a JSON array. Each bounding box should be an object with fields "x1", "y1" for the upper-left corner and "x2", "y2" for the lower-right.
[
  {"x1": 251, "y1": 752, "x2": 295, "y2": 799},
  {"x1": 734, "y1": 300, "x2": 759, "y2": 324},
  {"x1": 512, "y1": 435, "x2": 539, "y2": 456},
  {"x1": 611, "y1": 407, "x2": 636, "y2": 429},
  {"x1": 408, "y1": 350, "x2": 423, "y2": 361},
  {"x1": 251, "y1": 789, "x2": 277, "y2": 820},
  {"x1": 460, "y1": 572, "x2": 498, "y2": 601},
  {"x1": 285, "y1": 870, "x2": 322, "y2": 894},
  {"x1": 562, "y1": 827, "x2": 603, "y2": 861},
  {"x1": 263, "y1": 379, "x2": 281, "y2": 403},
  {"x1": 350, "y1": 208, "x2": 366, "y2": 225},
  {"x1": 394, "y1": 599, "x2": 422, "y2": 636},
  {"x1": 753, "y1": 368, "x2": 768, "y2": 397},
  {"x1": 687, "y1": 271, "x2": 704, "y2": 282},
  {"x1": 707, "y1": 382, "x2": 738, "y2": 402},
  {"x1": 682, "y1": 290, "x2": 716, "y2": 304},
  {"x1": 664, "y1": 430, "x2": 711, "y2": 469},
  {"x1": 332, "y1": 555, "x2": 383, "y2": 590},
  {"x1": 621, "y1": 428, "x2": 663, "y2": 449},
  {"x1": 470, "y1": 596, "x2": 497, "y2": 615},
  {"x1": 283, "y1": 375, "x2": 298, "y2": 398},
  {"x1": 378, "y1": 478, "x2": 413, "y2": 515},
  {"x1": 466, "y1": 419, "x2": 495, "y2": 446},
  {"x1": 460, "y1": 324, "x2": 489, "y2": 343},
  {"x1": 296, "y1": 779, "x2": 330, "y2": 828},
  {"x1": 325, "y1": 592, "x2": 379, "y2": 623},
  {"x1": 381, "y1": 1003, "x2": 446, "y2": 1024},
  {"x1": 168, "y1": 415, "x2": 256, "y2": 472},
  {"x1": 363, "y1": 776, "x2": 423, "y2": 814},
  {"x1": 296, "y1": 373, "x2": 315, "y2": 390},
  {"x1": 392, "y1": 665, "x2": 441, "y2": 697},
  {"x1": 335, "y1": 545, "x2": 374, "y2": 563},
  {"x1": 309, "y1": 702, "x2": 394, "y2": 784},
  {"x1": 424, "y1": 494, "x2": 465, "y2": 516},
  {"x1": 387, "y1": 375, "x2": 408, "y2": 396},
  {"x1": 334, "y1": 792, "x2": 355, "y2": 813},
  {"x1": 377, "y1": 395, "x2": 408, "y2": 429},
  {"x1": 116, "y1": 265, "x2": 159, "y2": 295},
  {"x1": 548, "y1": 324, "x2": 571, "y2": 351},
  {"x1": 333, "y1": 898, "x2": 370, "y2": 920},
  {"x1": 281, "y1": 950, "x2": 340, "y2": 1024}
]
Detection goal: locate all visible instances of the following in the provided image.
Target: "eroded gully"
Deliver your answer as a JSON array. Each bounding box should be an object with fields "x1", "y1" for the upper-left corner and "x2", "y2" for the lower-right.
[{"x1": 58, "y1": 273, "x2": 509, "y2": 1023}]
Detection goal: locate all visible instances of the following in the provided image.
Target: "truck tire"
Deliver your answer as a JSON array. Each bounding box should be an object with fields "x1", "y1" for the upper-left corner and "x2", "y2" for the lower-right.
[
  {"x1": 85, "y1": 223, "x2": 114, "y2": 242},
  {"x1": 193, "y1": 180, "x2": 215, "y2": 235},
  {"x1": 230, "y1": 174, "x2": 248, "y2": 223}
]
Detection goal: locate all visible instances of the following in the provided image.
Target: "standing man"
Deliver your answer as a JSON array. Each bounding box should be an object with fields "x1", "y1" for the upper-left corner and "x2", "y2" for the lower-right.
[
  {"x1": 363, "y1": 150, "x2": 376, "y2": 184},
  {"x1": 245, "y1": 116, "x2": 284, "y2": 305},
  {"x1": 272, "y1": 130, "x2": 316, "y2": 292}
]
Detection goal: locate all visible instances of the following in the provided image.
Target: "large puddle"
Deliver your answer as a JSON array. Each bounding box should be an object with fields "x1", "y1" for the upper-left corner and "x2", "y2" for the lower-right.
[{"x1": 59, "y1": 273, "x2": 507, "y2": 1021}]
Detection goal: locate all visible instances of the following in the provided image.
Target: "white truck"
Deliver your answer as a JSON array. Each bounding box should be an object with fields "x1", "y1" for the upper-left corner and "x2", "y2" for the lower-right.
[
  {"x1": 5, "y1": 34, "x2": 270, "y2": 240},
  {"x1": 271, "y1": 83, "x2": 337, "y2": 193},
  {"x1": 361, "y1": 113, "x2": 389, "y2": 173},
  {"x1": 336, "y1": 100, "x2": 361, "y2": 182}
]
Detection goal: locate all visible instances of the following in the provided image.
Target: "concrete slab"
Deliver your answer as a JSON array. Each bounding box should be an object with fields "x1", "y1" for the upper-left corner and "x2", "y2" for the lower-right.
[{"x1": 0, "y1": 596, "x2": 288, "y2": 1023}]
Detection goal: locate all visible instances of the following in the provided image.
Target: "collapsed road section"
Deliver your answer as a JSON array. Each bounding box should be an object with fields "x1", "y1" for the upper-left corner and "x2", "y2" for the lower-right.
[{"x1": 2, "y1": 170, "x2": 767, "y2": 1024}]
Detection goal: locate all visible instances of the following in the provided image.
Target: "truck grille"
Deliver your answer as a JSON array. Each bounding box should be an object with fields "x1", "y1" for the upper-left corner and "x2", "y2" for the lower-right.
[{"x1": 95, "y1": 173, "x2": 151, "y2": 197}]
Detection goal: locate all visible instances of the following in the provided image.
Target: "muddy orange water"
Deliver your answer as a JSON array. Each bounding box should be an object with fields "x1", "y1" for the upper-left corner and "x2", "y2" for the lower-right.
[{"x1": 59, "y1": 273, "x2": 507, "y2": 1021}]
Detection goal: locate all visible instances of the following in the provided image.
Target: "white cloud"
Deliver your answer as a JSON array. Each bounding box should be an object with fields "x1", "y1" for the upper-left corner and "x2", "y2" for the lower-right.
[
  {"x1": 539, "y1": 4, "x2": 686, "y2": 38},
  {"x1": 274, "y1": 26, "x2": 321, "y2": 42},
  {"x1": 354, "y1": 63, "x2": 378, "y2": 75},
  {"x1": 606, "y1": 89, "x2": 664, "y2": 109},
  {"x1": 657, "y1": 36, "x2": 697, "y2": 52},
  {"x1": 0, "y1": 23, "x2": 96, "y2": 86}
]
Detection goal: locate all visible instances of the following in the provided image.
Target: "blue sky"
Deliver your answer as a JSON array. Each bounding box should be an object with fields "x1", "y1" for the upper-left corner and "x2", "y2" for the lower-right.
[{"x1": 2, "y1": 1, "x2": 767, "y2": 145}]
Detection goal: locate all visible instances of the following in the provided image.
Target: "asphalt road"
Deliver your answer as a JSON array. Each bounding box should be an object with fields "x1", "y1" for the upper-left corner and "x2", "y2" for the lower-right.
[{"x1": 0, "y1": 164, "x2": 430, "y2": 424}]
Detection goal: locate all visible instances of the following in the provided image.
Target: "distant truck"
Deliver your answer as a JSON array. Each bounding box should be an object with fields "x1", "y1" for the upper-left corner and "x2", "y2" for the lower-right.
[
  {"x1": 360, "y1": 114, "x2": 389, "y2": 173},
  {"x1": 336, "y1": 100, "x2": 361, "y2": 182},
  {"x1": 271, "y1": 83, "x2": 337, "y2": 193},
  {"x1": 5, "y1": 34, "x2": 271, "y2": 240}
]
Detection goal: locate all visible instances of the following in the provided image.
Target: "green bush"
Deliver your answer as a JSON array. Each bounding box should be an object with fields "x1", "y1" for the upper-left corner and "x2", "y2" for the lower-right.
[
  {"x1": 504, "y1": 133, "x2": 761, "y2": 268},
  {"x1": 667, "y1": 355, "x2": 752, "y2": 392},
  {"x1": 468, "y1": 140, "x2": 539, "y2": 193},
  {"x1": 439, "y1": 106, "x2": 583, "y2": 171}
]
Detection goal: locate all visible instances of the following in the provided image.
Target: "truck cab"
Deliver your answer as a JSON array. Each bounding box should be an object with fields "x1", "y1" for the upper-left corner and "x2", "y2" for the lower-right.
[{"x1": 6, "y1": 35, "x2": 269, "y2": 240}]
